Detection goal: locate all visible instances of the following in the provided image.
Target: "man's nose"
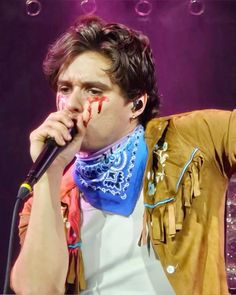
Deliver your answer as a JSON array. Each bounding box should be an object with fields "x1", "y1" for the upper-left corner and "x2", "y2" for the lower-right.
[{"x1": 65, "y1": 89, "x2": 83, "y2": 113}]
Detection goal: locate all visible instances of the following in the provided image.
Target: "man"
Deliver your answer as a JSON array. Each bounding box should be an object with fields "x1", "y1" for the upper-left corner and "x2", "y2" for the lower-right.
[{"x1": 11, "y1": 15, "x2": 236, "y2": 295}]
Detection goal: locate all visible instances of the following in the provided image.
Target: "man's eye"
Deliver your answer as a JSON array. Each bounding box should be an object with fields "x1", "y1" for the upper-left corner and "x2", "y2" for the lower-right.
[
  {"x1": 59, "y1": 86, "x2": 70, "y2": 94},
  {"x1": 88, "y1": 88, "x2": 102, "y2": 96}
]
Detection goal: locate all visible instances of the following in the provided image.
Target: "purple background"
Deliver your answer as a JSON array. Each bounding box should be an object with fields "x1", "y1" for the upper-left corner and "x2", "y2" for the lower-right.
[{"x1": 0, "y1": 0, "x2": 236, "y2": 292}]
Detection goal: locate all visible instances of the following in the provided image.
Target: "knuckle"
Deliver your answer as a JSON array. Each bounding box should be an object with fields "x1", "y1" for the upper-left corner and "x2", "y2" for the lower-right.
[{"x1": 29, "y1": 129, "x2": 37, "y2": 140}]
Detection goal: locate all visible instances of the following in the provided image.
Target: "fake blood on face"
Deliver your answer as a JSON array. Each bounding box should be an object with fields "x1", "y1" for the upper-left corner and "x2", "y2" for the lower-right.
[
  {"x1": 56, "y1": 94, "x2": 66, "y2": 110},
  {"x1": 84, "y1": 96, "x2": 109, "y2": 127},
  {"x1": 56, "y1": 93, "x2": 109, "y2": 127},
  {"x1": 88, "y1": 96, "x2": 109, "y2": 114}
]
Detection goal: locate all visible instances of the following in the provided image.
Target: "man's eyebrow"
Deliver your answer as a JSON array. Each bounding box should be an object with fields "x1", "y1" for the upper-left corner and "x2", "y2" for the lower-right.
[
  {"x1": 82, "y1": 81, "x2": 111, "y2": 90},
  {"x1": 57, "y1": 79, "x2": 111, "y2": 90},
  {"x1": 57, "y1": 80, "x2": 71, "y2": 87}
]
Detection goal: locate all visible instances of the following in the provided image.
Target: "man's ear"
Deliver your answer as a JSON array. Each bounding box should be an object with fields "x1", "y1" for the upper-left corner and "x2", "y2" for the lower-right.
[{"x1": 131, "y1": 93, "x2": 147, "y2": 116}]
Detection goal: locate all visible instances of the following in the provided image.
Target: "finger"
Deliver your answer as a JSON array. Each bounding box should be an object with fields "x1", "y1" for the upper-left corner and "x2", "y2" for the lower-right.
[
  {"x1": 31, "y1": 119, "x2": 73, "y2": 146},
  {"x1": 82, "y1": 101, "x2": 92, "y2": 127},
  {"x1": 43, "y1": 110, "x2": 77, "y2": 143},
  {"x1": 75, "y1": 115, "x2": 86, "y2": 135},
  {"x1": 46, "y1": 121, "x2": 74, "y2": 142},
  {"x1": 47, "y1": 110, "x2": 74, "y2": 129},
  {"x1": 30, "y1": 125, "x2": 66, "y2": 146}
]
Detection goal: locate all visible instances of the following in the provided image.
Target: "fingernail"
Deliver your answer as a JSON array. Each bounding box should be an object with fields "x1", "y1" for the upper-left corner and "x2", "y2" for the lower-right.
[{"x1": 67, "y1": 134, "x2": 72, "y2": 140}]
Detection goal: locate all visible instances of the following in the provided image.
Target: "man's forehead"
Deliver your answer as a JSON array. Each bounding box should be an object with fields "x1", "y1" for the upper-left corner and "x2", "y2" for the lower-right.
[{"x1": 58, "y1": 53, "x2": 113, "y2": 86}]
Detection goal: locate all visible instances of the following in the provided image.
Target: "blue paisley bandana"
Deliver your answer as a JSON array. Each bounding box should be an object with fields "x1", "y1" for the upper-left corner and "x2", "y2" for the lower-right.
[{"x1": 73, "y1": 125, "x2": 148, "y2": 216}]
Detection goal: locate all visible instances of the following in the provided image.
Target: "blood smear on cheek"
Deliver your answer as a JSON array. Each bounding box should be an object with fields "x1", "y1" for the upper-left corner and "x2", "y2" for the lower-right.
[
  {"x1": 88, "y1": 96, "x2": 109, "y2": 114},
  {"x1": 56, "y1": 94, "x2": 67, "y2": 110},
  {"x1": 84, "y1": 96, "x2": 109, "y2": 127}
]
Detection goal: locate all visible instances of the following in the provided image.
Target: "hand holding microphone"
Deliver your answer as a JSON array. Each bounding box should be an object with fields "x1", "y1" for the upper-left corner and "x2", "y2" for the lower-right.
[{"x1": 18, "y1": 110, "x2": 87, "y2": 200}]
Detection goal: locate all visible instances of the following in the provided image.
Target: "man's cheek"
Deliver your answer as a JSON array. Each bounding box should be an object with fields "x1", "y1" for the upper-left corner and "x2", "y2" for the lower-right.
[
  {"x1": 56, "y1": 93, "x2": 67, "y2": 110},
  {"x1": 83, "y1": 96, "x2": 110, "y2": 127},
  {"x1": 88, "y1": 96, "x2": 109, "y2": 114}
]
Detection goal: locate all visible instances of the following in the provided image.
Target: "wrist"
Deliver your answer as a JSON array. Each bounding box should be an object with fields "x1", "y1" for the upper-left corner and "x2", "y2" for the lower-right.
[{"x1": 33, "y1": 166, "x2": 64, "y2": 206}]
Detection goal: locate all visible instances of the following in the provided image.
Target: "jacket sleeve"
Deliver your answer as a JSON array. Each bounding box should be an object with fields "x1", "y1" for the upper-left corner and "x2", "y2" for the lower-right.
[
  {"x1": 18, "y1": 196, "x2": 33, "y2": 247},
  {"x1": 175, "y1": 109, "x2": 236, "y2": 178}
]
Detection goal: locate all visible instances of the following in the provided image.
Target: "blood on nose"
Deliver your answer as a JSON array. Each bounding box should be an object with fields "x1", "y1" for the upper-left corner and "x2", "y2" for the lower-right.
[{"x1": 57, "y1": 93, "x2": 83, "y2": 112}]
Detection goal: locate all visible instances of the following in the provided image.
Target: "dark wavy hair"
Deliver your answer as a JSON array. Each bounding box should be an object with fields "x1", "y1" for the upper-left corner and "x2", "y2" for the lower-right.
[{"x1": 43, "y1": 15, "x2": 160, "y2": 127}]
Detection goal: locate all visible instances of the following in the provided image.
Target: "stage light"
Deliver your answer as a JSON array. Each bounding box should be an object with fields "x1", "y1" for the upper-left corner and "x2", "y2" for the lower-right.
[
  {"x1": 81, "y1": 0, "x2": 97, "y2": 15},
  {"x1": 188, "y1": 0, "x2": 205, "y2": 16},
  {"x1": 135, "y1": 0, "x2": 153, "y2": 17},
  {"x1": 25, "y1": 0, "x2": 42, "y2": 16}
]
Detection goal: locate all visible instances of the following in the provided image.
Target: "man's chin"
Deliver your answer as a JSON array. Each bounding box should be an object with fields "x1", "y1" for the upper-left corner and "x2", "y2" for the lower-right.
[
  {"x1": 79, "y1": 142, "x2": 99, "y2": 155},
  {"x1": 80, "y1": 135, "x2": 114, "y2": 154}
]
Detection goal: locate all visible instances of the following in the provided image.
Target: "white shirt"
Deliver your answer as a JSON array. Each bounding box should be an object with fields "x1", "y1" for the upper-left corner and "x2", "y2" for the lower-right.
[{"x1": 80, "y1": 193, "x2": 175, "y2": 295}]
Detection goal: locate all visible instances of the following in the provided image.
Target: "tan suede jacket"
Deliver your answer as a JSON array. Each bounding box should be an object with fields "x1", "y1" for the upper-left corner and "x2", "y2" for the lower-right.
[{"x1": 19, "y1": 109, "x2": 236, "y2": 295}]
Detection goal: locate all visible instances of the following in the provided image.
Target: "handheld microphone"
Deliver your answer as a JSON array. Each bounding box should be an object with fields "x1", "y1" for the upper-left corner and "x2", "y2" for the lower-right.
[{"x1": 17, "y1": 123, "x2": 77, "y2": 200}]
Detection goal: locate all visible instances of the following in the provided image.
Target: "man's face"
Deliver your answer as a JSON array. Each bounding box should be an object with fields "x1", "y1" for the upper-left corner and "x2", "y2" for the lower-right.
[{"x1": 57, "y1": 51, "x2": 139, "y2": 153}]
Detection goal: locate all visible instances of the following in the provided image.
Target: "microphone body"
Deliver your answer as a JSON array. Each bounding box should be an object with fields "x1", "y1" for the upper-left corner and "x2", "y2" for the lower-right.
[{"x1": 17, "y1": 124, "x2": 77, "y2": 200}]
